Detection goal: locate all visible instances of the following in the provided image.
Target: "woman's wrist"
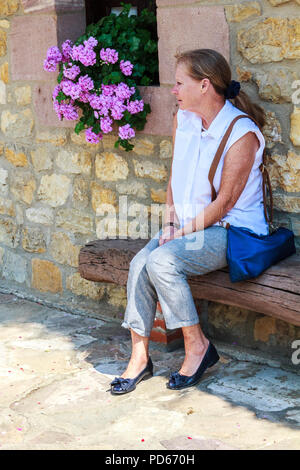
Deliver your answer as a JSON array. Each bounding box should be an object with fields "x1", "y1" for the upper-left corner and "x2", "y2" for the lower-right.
[{"x1": 163, "y1": 221, "x2": 180, "y2": 229}]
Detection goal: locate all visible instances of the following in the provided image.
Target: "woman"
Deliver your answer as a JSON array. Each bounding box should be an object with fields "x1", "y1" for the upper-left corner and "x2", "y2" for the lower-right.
[{"x1": 110, "y1": 49, "x2": 267, "y2": 395}]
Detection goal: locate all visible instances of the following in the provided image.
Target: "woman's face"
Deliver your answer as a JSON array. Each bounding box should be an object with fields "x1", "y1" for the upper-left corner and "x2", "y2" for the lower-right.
[{"x1": 172, "y1": 62, "x2": 205, "y2": 113}]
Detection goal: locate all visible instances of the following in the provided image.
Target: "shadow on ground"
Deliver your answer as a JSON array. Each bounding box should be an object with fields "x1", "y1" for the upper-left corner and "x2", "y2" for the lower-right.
[{"x1": 0, "y1": 292, "x2": 299, "y2": 450}]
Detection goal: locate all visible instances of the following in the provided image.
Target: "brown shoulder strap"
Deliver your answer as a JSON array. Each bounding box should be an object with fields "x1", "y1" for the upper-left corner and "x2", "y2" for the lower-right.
[{"x1": 208, "y1": 114, "x2": 273, "y2": 226}]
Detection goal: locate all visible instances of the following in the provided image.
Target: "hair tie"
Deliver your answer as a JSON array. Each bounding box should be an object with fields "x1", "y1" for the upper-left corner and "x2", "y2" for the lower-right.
[{"x1": 225, "y1": 80, "x2": 241, "y2": 99}]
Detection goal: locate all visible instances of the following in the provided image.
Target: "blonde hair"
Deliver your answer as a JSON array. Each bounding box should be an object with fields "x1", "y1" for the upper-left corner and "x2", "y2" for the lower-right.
[{"x1": 175, "y1": 49, "x2": 265, "y2": 130}]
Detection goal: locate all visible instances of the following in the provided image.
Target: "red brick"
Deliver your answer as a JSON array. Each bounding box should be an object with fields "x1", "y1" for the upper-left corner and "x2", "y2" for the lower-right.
[
  {"x1": 11, "y1": 15, "x2": 57, "y2": 81},
  {"x1": 22, "y1": 0, "x2": 85, "y2": 14},
  {"x1": 157, "y1": 6, "x2": 230, "y2": 85},
  {"x1": 153, "y1": 317, "x2": 167, "y2": 330},
  {"x1": 150, "y1": 327, "x2": 183, "y2": 344},
  {"x1": 139, "y1": 86, "x2": 177, "y2": 137}
]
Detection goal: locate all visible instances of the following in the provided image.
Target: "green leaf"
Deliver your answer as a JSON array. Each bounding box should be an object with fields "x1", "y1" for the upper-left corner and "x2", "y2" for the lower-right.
[
  {"x1": 128, "y1": 36, "x2": 140, "y2": 52},
  {"x1": 56, "y1": 91, "x2": 67, "y2": 103},
  {"x1": 57, "y1": 70, "x2": 64, "y2": 84},
  {"x1": 109, "y1": 71, "x2": 123, "y2": 84},
  {"x1": 75, "y1": 121, "x2": 85, "y2": 135}
]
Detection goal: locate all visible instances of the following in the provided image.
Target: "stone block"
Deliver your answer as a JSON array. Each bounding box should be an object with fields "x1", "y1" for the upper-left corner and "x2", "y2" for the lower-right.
[
  {"x1": 151, "y1": 188, "x2": 167, "y2": 203},
  {"x1": 225, "y1": 2, "x2": 261, "y2": 23},
  {"x1": 0, "y1": 166, "x2": 8, "y2": 195},
  {"x1": 25, "y1": 206, "x2": 54, "y2": 225},
  {"x1": 1, "y1": 109, "x2": 34, "y2": 138},
  {"x1": 31, "y1": 259, "x2": 62, "y2": 293},
  {"x1": 290, "y1": 107, "x2": 300, "y2": 146},
  {"x1": 36, "y1": 129, "x2": 67, "y2": 146},
  {"x1": 159, "y1": 140, "x2": 172, "y2": 159},
  {"x1": 267, "y1": 151, "x2": 300, "y2": 192},
  {"x1": 66, "y1": 272, "x2": 105, "y2": 300},
  {"x1": 22, "y1": 226, "x2": 46, "y2": 253},
  {"x1": 2, "y1": 251, "x2": 27, "y2": 285},
  {"x1": 263, "y1": 111, "x2": 282, "y2": 149},
  {"x1": 0, "y1": 62, "x2": 8, "y2": 84},
  {"x1": 106, "y1": 285, "x2": 127, "y2": 309},
  {"x1": 0, "y1": 29, "x2": 6, "y2": 56},
  {"x1": 73, "y1": 177, "x2": 89, "y2": 208},
  {"x1": 157, "y1": 6, "x2": 229, "y2": 85},
  {"x1": 133, "y1": 159, "x2": 168, "y2": 182},
  {"x1": 238, "y1": 18, "x2": 300, "y2": 64},
  {"x1": 273, "y1": 193, "x2": 300, "y2": 213},
  {"x1": 267, "y1": 0, "x2": 291, "y2": 5},
  {"x1": 15, "y1": 85, "x2": 31, "y2": 106},
  {"x1": 253, "y1": 68, "x2": 299, "y2": 104},
  {"x1": 139, "y1": 86, "x2": 177, "y2": 137},
  {"x1": 0, "y1": 196, "x2": 15, "y2": 216},
  {"x1": 70, "y1": 130, "x2": 102, "y2": 150},
  {"x1": 55, "y1": 208, "x2": 94, "y2": 234},
  {"x1": 5, "y1": 147, "x2": 28, "y2": 167},
  {"x1": 116, "y1": 180, "x2": 148, "y2": 199},
  {"x1": 95, "y1": 152, "x2": 129, "y2": 181},
  {"x1": 10, "y1": 172, "x2": 36, "y2": 205},
  {"x1": 11, "y1": 15, "x2": 57, "y2": 81},
  {"x1": 0, "y1": 0, "x2": 19, "y2": 16},
  {"x1": 31, "y1": 147, "x2": 53, "y2": 172},
  {"x1": 49, "y1": 232, "x2": 80, "y2": 267},
  {"x1": 254, "y1": 316, "x2": 277, "y2": 342},
  {"x1": 0, "y1": 19, "x2": 9, "y2": 28},
  {"x1": 56, "y1": 149, "x2": 92, "y2": 175},
  {"x1": 91, "y1": 182, "x2": 117, "y2": 214},
  {"x1": 0, "y1": 80, "x2": 6, "y2": 104},
  {"x1": 0, "y1": 217, "x2": 19, "y2": 247},
  {"x1": 37, "y1": 174, "x2": 70, "y2": 207},
  {"x1": 131, "y1": 137, "x2": 155, "y2": 156}
]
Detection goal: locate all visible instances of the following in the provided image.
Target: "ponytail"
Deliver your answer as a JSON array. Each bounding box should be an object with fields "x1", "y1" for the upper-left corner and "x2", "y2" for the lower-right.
[{"x1": 232, "y1": 90, "x2": 265, "y2": 130}]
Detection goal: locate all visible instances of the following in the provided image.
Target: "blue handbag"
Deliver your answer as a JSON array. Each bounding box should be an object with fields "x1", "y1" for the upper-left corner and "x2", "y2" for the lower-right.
[{"x1": 208, "y1": 115, "x2": 296, "y2": 283}]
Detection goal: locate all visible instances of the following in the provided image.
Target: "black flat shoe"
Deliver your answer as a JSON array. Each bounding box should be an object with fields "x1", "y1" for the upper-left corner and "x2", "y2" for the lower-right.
[
  {"x1": 167, "y1": 342, "x2": 219, "y2": 390},
  {"x1": 110, "y1": 357, "x2": 153, "y2": 395}
]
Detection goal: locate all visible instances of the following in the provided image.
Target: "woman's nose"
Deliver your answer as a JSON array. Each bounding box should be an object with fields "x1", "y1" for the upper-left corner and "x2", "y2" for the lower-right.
[{"x1": 172, "y1": 86, "x2": 177, "y2": 95}]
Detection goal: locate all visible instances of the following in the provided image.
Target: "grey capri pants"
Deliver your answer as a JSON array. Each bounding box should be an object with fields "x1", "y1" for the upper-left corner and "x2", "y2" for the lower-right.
[{"x1": 122, "y1": 225, "x2": 228, "y2": 337}]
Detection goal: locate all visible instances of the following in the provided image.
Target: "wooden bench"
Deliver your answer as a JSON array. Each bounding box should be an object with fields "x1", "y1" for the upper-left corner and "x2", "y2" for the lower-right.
[{"x1": 79, "y1": 239, "x2": 300, "y2": 348}]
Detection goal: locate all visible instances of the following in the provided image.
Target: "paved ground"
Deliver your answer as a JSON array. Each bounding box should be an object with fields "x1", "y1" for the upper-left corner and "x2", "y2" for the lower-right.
[{"x1": 0, "y1": 292, "x2": 299, "y2": 450}]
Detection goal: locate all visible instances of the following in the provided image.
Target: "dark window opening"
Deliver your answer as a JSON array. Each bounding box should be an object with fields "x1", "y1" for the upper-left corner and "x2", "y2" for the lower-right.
[
  {"x1": 85, "y1": 1, "x2": 157, "y2": 27},
  {"x1": 84, "y1": 1, "x2": 159, "y2": 86}
]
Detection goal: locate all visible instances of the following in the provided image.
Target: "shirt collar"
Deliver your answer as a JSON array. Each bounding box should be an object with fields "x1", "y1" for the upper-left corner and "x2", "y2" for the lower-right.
[
  {"x1": 201, "y1": 100, "x2": 235, "y2": 140},
  {"x1": 180, "y1": 100, "x2": 239, "y2": 139}
]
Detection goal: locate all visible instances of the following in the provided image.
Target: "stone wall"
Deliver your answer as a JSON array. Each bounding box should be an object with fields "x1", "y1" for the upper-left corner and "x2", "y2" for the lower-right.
[{"x1": 0, "y1": 0, "x2": 299, "y2": 355}]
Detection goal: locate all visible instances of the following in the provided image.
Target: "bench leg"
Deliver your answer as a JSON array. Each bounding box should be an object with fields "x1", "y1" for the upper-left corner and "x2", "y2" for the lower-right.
[{"x1": 149, "y1": 302, "x2": 183, "y2": 351}]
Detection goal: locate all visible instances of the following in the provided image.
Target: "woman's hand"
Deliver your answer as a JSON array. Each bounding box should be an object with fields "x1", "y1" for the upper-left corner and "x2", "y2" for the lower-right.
[{"x1": 159, "y1": 225, "x2": 178, "y2": 246}]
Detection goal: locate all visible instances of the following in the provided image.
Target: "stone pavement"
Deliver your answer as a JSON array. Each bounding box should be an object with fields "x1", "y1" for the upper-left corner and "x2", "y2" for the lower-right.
[{"x1": 0, "y1": 292, "x2": 299, "y2": 450}]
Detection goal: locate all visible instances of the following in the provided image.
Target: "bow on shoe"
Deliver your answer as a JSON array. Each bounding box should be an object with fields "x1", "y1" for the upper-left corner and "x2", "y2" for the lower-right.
[
  {"x1": 169, "y1": 371, "x2": 184, "y2": 387},
  {"x1": 110, "y1": 377, "x2": 132, "y2": 391}
]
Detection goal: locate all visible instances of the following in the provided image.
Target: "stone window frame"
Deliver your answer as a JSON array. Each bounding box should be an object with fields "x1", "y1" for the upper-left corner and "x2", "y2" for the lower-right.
[{"x1": 15, "y1": 0, "x2": 229, "y2": 137}]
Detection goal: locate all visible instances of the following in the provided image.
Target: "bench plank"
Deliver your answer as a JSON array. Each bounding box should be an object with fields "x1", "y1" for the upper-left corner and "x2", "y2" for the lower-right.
[
  {"x1": 79, "y1": 239, "x2": 148, "y2": 286},
  {"x1": 78, "y1": 240, "x2": 300, "y2": 326}
]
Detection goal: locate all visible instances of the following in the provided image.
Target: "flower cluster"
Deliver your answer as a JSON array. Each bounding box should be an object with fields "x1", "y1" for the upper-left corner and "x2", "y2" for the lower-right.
[
  {"x1": 100, "y1": 48, "x2": 119, "y2": 65},
  {"x1": 44, "y1": 38, "x2": 149, "y2": 150}
]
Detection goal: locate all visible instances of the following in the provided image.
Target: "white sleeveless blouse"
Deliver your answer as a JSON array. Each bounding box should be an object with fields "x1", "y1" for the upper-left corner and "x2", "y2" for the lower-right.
[{"x1": 171, "y1": 100, "x2": 269, "y2": 236}]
